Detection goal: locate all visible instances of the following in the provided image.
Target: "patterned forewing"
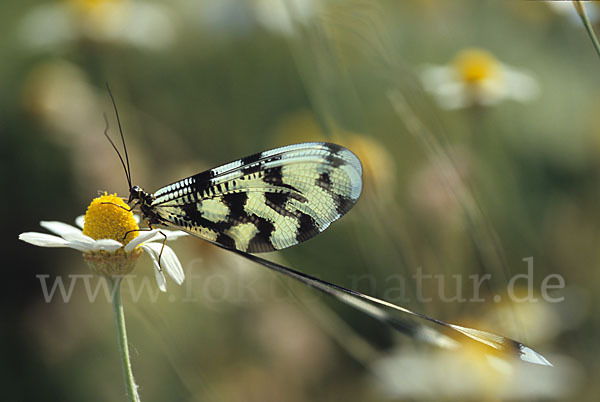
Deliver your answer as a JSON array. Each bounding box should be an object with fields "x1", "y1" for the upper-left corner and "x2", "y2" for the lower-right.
[{"x1": 150, "y1": 143, "x2": 362, "y2": 252}]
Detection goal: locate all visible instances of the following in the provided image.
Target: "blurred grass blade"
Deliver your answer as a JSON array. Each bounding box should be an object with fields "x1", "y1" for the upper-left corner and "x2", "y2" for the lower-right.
[
  {"x1": 226, "y1": 247, "x2": 552, "y2": 366},
  {"x1": 387, "y1": 89, "x2": 512, "y2": 287},
  {"x1": 573, "y1": 0, "x2": 600, "y2": 59}
]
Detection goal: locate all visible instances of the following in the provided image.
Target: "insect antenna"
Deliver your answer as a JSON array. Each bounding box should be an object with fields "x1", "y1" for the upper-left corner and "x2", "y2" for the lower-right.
[
  {"x1": 105, "y1": 83, "x2": 133, "y2": 190},
  {"x1": 103, "y1": 113, "x2": 132, "y2": 190}
]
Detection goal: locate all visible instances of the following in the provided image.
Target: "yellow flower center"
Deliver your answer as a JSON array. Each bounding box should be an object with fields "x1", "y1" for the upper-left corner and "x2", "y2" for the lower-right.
[
  {"x1": 67, "y1": 0, "x2": 125, "y2": 13},
  {"x1": 453, "y1": 48, "x2": 500, "y2": 84},
  {"x1": 66, "y1": 0, "x2": 129, "y2": 33},
  {"x1": 82, "y1": 193, "x2": 139, "y2": 246}
]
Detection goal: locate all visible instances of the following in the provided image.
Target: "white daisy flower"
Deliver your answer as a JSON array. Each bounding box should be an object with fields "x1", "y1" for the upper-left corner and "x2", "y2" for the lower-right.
[
  {"x1": 420, "y1": 48, "x2": 540, "y2": 110},
  {"x1": 19, "y1": 192, "x2": 187, "y2": 292},
  {"x1": 18, "y1": 0, "x2": 175, "y2": 51}
]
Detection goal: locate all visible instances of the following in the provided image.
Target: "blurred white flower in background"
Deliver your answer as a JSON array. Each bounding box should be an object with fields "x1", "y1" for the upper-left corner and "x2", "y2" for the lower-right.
[
  {"x1": 21, "y1": 60, "x2": 97, "y2": 135},
  {"x1": 480, "y1": 287, "x2": 589, "y2": 345},
  {"x1": 371, "y1": 345, "x2": 581, "y2": 400},
  {"x1": 170, "y1": 0, "x2": 318, "y2": 39},
  {"x1": 19, "y1": 0, "x2": 175, "y2": 50},
  {"x1": 420, "y1": 48, "x2": 540, "y2": 109},
  {"x1": 252, "y1": 0, "x2": 320, "y2": 36},
  {"x1": 371, "y1": 283, "x2": 586, "y2": 400}
]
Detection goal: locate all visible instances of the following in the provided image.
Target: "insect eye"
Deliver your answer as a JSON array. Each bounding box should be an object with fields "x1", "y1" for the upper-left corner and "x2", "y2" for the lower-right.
[{"x1": 127, "y1": 186, "x2": 139, "y2": 202}]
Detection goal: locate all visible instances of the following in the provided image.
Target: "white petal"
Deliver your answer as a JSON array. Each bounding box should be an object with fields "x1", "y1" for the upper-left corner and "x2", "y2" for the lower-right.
[
  {"x1": 19, "y1": 232, "x2": 92, "y2": 252},
  {"x1": 75, "y1": 215, "x2": 85, "y2": 229},
  {"x1": 126, "y1": 228, "x2": 188, "y2": 252},
  {"x1": 434, "y1": 82, "x2": 469, "y2": 109},
  {"x1": 419, "y1": 65, "x2": 454, "y2": 91},
  {"x1": 474, "y1": 78, "x2": 505, "y2": 105},
  {"x1": 120, "y1": 3, "x2": 175, "y2": 50},
  {"x1": 124, "y1": 229, "x2": 161, "y2": 252},
  {"x1": 63, "y1": 240, "x2": 97, "y2": 252},
  {"x1": 143, "y1": 242, "x2": 184, "y2": 285},
  {"x1": 39, "y1": 221, "x2": 99, "y2": 249},
  {"x1": 91, "y1": 239, "x2": 124, "y2": 252},
  {"x1": 144, "y1": 228, "x2": 189, "y2": 242},
  {"x1": 40, "y1": 220, "x2": 85, "y2": 238},
  {"x1": 142, "y1": 231, "x2": 172, "y2": 244},
  {"x1": 141, "y1": 244, "x2": 167, "y2": 292},
  {"x1": 67, "y1": 234, "x2": 97, "y2": 249},
  {"x1": 503, "y1": 67, "x2": 540, "y2": 102},
  {"x1": 18, "y1": 4, "x2": 75, "y2": 48},
  {"x1": 153, "y1": 266, "x2": 167, "y2": 292},
  {"x1": 19, "y1": 232, "x2": 71, "y2": 248}
]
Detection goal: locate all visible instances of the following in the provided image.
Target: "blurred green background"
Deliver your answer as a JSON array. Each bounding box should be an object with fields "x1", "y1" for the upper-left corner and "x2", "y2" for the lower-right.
[{"x1": 3, "y1": 0, "x2": 600, "y2": 401}]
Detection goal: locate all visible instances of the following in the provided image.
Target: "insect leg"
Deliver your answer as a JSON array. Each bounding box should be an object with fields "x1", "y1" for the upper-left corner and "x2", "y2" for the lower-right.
[
  {"x1": 101, "y1": 201, "x2": 134, "y2": 212},
  {"x1": 122, "y1": 227, "x2": 153, "y2": 242},
  {"x1": 127, "y1": 224, "x2": 168, "y2": 272},
  {"x1": 156, "y1": 230, "x2": 168, "y2": 272}
]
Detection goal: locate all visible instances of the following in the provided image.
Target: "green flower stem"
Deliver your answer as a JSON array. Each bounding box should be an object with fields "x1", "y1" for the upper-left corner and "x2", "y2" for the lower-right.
[
  {"x1": 108, "y1": 277, "x2": 140, "y2": 402},
  {"x1": 573, "y1": 0, "x2": 600, "y2": 60}
]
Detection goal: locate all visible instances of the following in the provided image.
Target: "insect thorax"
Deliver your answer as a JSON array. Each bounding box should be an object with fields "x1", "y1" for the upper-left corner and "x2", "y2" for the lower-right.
[{"x1": 129, "y1": 185, "x2": 162, "y2": 226}]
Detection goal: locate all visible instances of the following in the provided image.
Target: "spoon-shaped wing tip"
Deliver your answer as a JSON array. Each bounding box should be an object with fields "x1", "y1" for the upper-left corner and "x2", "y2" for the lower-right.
[{"x1": 520, "y1": 345, "x2": 553, "y2": 367}]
